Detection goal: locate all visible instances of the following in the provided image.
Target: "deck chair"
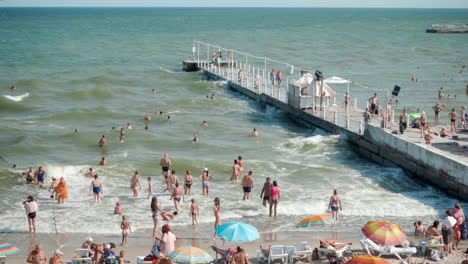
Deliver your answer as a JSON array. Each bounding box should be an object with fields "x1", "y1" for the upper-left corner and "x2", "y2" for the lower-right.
[
  {"x1": 256, "y1": 246, "x2": 289, "y2": 264},
  {"x1": 289, "y1": 242, "x2": 313, "y2": 263},
  {"x1": 0, "y1": 255, "x2": 6, "y2": 264},
  {"x1": 419, "y1": 239, "x2": 444, "y2": 255},
  {"x1": 317, "y1": 243, "x2": 351, "y2": 260},
  {"x1": 74, "y1": 249, "x2": 90, "y2": 258},
  {"x1": 360, "y1": 238, "x2": 416, "y2": 260}
]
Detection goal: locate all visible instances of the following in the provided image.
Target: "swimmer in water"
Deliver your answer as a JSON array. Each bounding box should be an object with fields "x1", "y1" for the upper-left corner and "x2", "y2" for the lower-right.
[
  {"x1": 98, "y1": 135, "x2": 107, "y2": 147},
  {"x1": 130, "y1": 171, "x2": 142, "y2": 198},
  {"x1": 48, "y1": 177, "x2": 59, "y2": 194},
  {"x1": 145, "y1": 125, "x2": 148, "y2": 130},
  {"x1": 26, "y1": 168, "x2": 35, "y2": 184},
  {"x1": 119, "y1": 134, "x2": 125, "y2": 143},
  {"x1": 170, "y1": 183, "x2": 184, "y2": 212},
  {"x1": 231, "y1": 159, "x2": 241, "y2": 182},
  {"x1": 251, "y1": 128, "x2": 259, "y2": 137},
  {"x1": 202, "y1": 120, "x2": 208, "y2": 127},
  {"x1": 114, "y1": 202, "x2": 123, "y2": 214},
  {"x1": 87, "y1": 168, "x2": 96, "y2": 177},
  {"x1": 35, "y1": 166, "x2": 47, "y2": 185},
  {"x1": 152, "y1": 89, "x2": 156, "y2": 94},
  {"x1": 90, "y1": 174, "x2": 103, "y2": 204},
  {"x1": 99, "y1": 157, "x2": 107, "y2": 166},
  {"x1": 190, "y1": 199, "x2": 199, "y2": 225},
  {"x1": 147, "y1": 177, "x2": 153, "y2": 200},
  {"x1": 241, "y1": 171, "x2": 254, "y2": 200},
  {"x1": 161, "y1": 211, "x2": 178, "y2": 222},
  {"x1": 237, "y1": 156, "x2": 245, "y2": 173},
  {"x1": 144, "y1": 113, "x2": 152, "y2": 121},
  {"x1": 193, "y1": 133, "x2": 199, "y2": 141},
  {"x1": 199, "y1": 168, "x2": 214, "y2": 196},
  {"x1": 10, "y1": 85, "x2": 16, "y2": 90},
  {"x1": 74, "y1": 128, "x2": 78, "y2": 133},
  {"x1": 167, "y1": 115, "x2": 171, "y2": 121},
  {"x1": 210, "y1": 94, "x2": 215, "y2": 100},
  {"x1": 127, "y1": 123, "x2": 132, "y2": 129},
  {"x1": 160, "y1": 154, "x2": 172, "y2": 180},
  {"x1": 184, "y1": 170, "x2": 193, "y2": 195},
  {"x1": 167, "y1": 170, "x2": 179, "y2": 193},
  {"x1": 158, "y1": 111, "x2": 165, "y2": 116}
]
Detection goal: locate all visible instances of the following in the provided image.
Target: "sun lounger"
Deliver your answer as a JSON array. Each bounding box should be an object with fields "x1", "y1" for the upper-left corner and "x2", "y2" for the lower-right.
[
  {"x1": 74, "y1": 248, "x2": 90, "y2": 258},
  {"x1": 256, "y1": 245, "x2": 289, "y2": 264},
  {"x1": 288, "y1": 242, "x2": 313, "y2": 263},
  {"x1": 360, "y1": 238, "x2": 416, "y2": 260},
  {"x1": 419, "y1": 240, "x2": 444, "y2": 254},
  {"x1": 318, "y1": 243, "x2": 351, "y2": 260},
  {"x1": 0, "y1": 255, "x2": 6, "y2": 264}
]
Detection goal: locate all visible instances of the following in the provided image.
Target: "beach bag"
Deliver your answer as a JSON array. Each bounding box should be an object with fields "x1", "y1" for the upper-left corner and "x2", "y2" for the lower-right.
[
  {"x1": 144, "y1": 254, "x2": 158, "y2": 264},
  {"x1": 430, "y1": 250, "x2": 441, "y2": 262},
  {"x1": 461, "y1": 223, "x2": 468, "y2": 240},
  {"x1": 311, "y1": 248, "x2": 319, "y2": 260}
]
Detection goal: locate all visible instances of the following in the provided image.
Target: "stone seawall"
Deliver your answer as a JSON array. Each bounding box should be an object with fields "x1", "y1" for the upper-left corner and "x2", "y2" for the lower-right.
[{"x1": 203, "y1": 70, "x2": 468, "y2": 200}]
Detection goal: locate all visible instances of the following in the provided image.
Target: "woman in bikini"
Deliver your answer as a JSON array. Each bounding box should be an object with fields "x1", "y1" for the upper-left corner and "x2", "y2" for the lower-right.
[
  {"x1": 150, "y1": 197, "x2": 162, "y2": 240},
  {"x1": 184, "y1": 170, "x2": 193, "y2": 195},
  {"x1": 328, "y1": 189, "x2": 342, "y2": 220},
  {"x1": 199, "y1": 168, "x2": 214, "y2": 196},
  {"x1": 170, "y1": 183, "x2": 184, "y2": 212}
]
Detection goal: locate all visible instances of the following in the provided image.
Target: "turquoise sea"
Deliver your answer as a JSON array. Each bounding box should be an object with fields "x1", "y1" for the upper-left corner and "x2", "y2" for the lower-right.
[{"x1": 0, "y1": 8, "x2": 467, "y2": 235}]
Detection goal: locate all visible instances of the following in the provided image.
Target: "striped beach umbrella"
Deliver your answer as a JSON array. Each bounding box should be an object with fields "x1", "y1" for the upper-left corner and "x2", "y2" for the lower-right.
[
  {"x1": 167, "y1": 246, "x2": 213, "y2": 264},
  {"x1": 345, "y1": 255, "x2": 390, "y2": 264},
  {"x1": 0, "y1": 243, "x2": 20, "y2": 255},
  {"x1": 361, "y1": 221, "x2": 407, "y2": 246},
  {"x1": 215, "y1": 221, "x2": 260, "y2": 242},
  {"x1": 296, "y1": 215, "x2": 335, "y2": 228}
]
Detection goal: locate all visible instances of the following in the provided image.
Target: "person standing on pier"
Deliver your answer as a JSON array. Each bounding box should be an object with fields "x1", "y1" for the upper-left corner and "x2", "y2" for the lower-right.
[
  {"x1": 368, "y1": 93, "x2": 379, "y2": 116},
  {"x1": 449, "y1": 108, "x2": 457, "y2": 133},
  {"x1": 432, "y1": 103, "x2": 442, "y2": 123},
  {"x1": 276, "y1": 71, "x2": 283, "y2": 87},
  {"x1": 270, "y1": 69, "x2": 276, "y2": 88},
  {"x1": 344, "y1": 92, "x2": 351, "y2": 112}
]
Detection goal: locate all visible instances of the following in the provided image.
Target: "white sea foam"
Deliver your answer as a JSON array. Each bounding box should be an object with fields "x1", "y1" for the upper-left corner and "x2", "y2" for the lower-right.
[{"x1": 3, "y1": 93, "x2": 29, "y2": 102}]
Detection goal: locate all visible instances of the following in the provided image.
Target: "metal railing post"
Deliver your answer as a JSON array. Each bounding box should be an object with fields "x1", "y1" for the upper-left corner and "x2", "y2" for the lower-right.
[
  {"x1": 346, "y1": 115, "x2": 350, "y2": 129},
  {"x1": 334, "y1": 111, "x2": 337, "y2": 124}
]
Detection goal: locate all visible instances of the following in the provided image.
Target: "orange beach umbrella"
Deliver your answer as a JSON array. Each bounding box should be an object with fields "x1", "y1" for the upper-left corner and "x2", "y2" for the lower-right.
[
  {"x1": 361, "y1": 221, "x2": 407, "y2": 246},
  {"x1": 296, "y1": 215, "x2": 335, "y2": 228},
  {"x1": 345, "y1": 255, "x2": 390, "y2": 264}
]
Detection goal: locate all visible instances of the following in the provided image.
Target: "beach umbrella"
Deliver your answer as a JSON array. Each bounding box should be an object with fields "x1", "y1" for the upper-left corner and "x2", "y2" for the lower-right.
[
  {"x1": 345, "y1": 255, "x2": 390, "y2": 264},
  {"x1": 215, "y1": 221, "x2": 260, "y2": 242},
  {"x1": 0, "y1": 243, "x2": 20, "y2": 255},
  {"x1": 409, "y1": 113, "x2": 421, "y2": 121},
  {"x1": 296, "y1": 215, "x2": 335, "y2": 228},
  {"x1": 361, "y1": 221, "x2": 407, "y2": 246},
  {"x1": 167, "y1": 246, "x2": 213, "y2": 264}
]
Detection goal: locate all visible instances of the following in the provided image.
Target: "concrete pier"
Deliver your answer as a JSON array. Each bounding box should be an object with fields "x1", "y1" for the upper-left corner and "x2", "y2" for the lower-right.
[{"x1": 182, "y1": 50, "x2": 468, "y2": 200}]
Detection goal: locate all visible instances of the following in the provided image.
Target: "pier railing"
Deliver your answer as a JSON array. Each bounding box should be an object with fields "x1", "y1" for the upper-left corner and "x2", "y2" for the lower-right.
[{"x1": 191, "y1": 41, "x2": 386, "y2": 135}]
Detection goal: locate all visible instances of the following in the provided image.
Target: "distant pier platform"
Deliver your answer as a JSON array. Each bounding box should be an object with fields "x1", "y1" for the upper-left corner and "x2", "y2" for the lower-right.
[
  {"x1": 182, "y1": 40, "x2": 468, "y2": 200},
  {"x1": 426, "y1": 28, "x2": 468, "y2": 33}
]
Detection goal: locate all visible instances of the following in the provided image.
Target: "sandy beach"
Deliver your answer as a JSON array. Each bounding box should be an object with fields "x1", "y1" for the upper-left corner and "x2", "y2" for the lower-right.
[{"x1": 2, "y1": 223, "x2": 467, "y2": 264}]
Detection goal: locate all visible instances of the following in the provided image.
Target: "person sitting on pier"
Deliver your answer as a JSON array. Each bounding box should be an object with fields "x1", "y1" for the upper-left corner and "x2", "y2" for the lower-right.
[{"x1": 424, "y1": 131, "x2": 433, "y2": 145}]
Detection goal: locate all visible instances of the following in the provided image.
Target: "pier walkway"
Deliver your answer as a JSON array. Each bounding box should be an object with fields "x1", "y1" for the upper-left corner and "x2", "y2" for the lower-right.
[{"x1": 182, "y1": 41, "x2": 468, "y2": 200}]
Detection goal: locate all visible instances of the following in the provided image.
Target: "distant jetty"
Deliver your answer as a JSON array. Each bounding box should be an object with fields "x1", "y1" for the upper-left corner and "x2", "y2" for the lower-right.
[{"x1": 426, "y1": 24, "x2": 468, "y2": 33}]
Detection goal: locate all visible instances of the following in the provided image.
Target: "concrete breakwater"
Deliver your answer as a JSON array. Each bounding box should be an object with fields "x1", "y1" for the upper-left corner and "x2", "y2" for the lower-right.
[{"x1": 189, "y1": 64, "x2": 468, "y2": 201}]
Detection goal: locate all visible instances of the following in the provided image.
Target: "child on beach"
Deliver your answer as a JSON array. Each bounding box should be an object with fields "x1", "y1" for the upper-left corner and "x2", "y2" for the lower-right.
[
  {"x1": 147, "y1": 177, "x2": 153, "y2": 200},
  {"x1": 114, "y1": 202, "x2": 123, "y2": 214},
  {"x1": 190, "y1": 199, "x2": 199, "y2": 225},
  {"x1": 120, "y1": 215, "x2": 131, "y2": 247}
]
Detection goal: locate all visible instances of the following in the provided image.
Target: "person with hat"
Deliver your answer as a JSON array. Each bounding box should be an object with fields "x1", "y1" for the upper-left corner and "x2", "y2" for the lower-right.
[
  {"x1": 199, "y1": 168, "x2": 213, "y2": 196},
  {"x1": 81, "y1": 237, "x2": 94, "y2": 257},
  {"x1": 49, "y1": 250, "x2": 64, "y2": 264}
]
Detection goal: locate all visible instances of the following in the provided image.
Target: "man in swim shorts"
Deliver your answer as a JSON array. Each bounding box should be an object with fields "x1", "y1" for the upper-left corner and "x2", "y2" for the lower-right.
[
  {"x1": 270, "y1": 69, "x2": 276, "y2": 88},
  {"x1": 160, "y1": 154, "x2": 172, "y2": 179},
  {"x1": 260, "y1": 177, "x2": 272, "y2": 207},
  {"x1": 241, "y1": 171, "x2": 254, "y2": 200},
  {"x1": 368, "y1": 93, "x2": 379, "y2": 115}
]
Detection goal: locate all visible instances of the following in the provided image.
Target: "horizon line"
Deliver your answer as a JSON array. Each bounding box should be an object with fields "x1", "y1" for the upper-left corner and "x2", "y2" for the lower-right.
[{"x1": 1, "y1": 6, "x2": 468, "y2": 9}]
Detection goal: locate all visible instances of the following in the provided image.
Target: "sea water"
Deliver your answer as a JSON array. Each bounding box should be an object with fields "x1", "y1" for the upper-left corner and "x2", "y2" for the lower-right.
[{"x1": 0, "y1": 7, "x2": 467, "y2": 235}]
